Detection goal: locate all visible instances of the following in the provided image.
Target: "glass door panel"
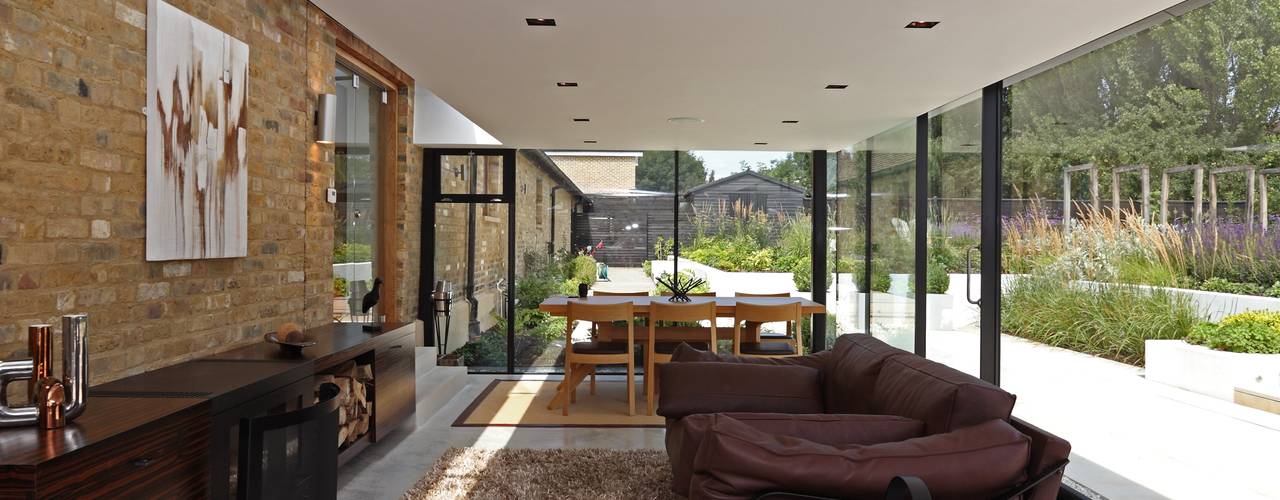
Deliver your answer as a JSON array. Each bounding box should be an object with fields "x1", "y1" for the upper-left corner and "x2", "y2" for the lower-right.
[
  {"x1": 868, "y1": 123, "x2": 917, "y2": 351},
  {"x1": 333, "y1": 63, "x2": 383, "y2": 323},
  {"x1": 926, "y1": 93, "x2": 983, "y2": 376},
  {"x1": 433, "y1": 201, "x2": 509, "y2": 372},
  {"x1": 828, "y1": 149, "x2": 868, "y2": 340}
]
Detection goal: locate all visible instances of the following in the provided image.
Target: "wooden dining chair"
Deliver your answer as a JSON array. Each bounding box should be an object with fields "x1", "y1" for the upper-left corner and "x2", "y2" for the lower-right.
[
  {"x1": 645, "y1": 300, "x2": 717, "y2": 415},
  {"x1": 562, "y1": 300, "x2": 637, "y2": 416},
  {"x1": 734, "y1": 292, "x2": 794, "y2": 345},
  {"x1": 732, "y1": 301, "x2": 803, "y2": 357}
]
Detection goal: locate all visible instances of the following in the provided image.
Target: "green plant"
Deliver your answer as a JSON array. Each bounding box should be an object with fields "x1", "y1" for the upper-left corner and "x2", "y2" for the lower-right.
[
  {"x1": 653, "y1": 270, "x2": 711, "y2": 295},
  {"x1": 1001, "y1": 274, "x2": 1198, "y2": 365},
  {"x1": 562, "y1": 254, "x2": 598, "y2": 286},
  {"x1": 333, "y1": 277, "x2": 348, "y2": 297},
  {"x1": 1197, "y1": 277, "x2": 1265, "y2": 296},
  {"x1": 653, "y1": 237, "x2": 673, "y2": 260},
  {"x1": 908, "y1": 261, "x2": 951, "y2": 294},
  {"x1": 333, "y1": 243, "x2": 373, "y2": 264},
  {"x1": 852, "y1": 261, "x2": 891, "y2": 293},
  {"x1": 1268, "y1": 282, "x2": 1280, "y2": 298},
  {"x1": 1186, "y1": 311, "x2": 1280, "y2": 354},
  {"x1": 642, "y1": 260, "x2": 653, "y2": 278}
]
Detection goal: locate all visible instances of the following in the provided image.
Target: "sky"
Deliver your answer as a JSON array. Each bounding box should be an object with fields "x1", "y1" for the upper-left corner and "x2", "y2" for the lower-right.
[{"x1": 689, "y1": 150, "x2": 791, "y2": 179}]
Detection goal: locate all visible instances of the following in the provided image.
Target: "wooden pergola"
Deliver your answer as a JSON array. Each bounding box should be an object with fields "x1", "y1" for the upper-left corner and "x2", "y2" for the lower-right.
[
  {"x1": 1160, "y1": 164, "x2": 1204, "y2": 227},
  {"x1": 1207, "y1": 165, "x2": 1256, "y2": 229},
  {"x1": 1258, "y1": 167, "x2": 1279, "y2": 230},
  {"x1": 1062, "y1": 163, "x2": 1099, "y2": 227},
  {"x1": 1111, "y1": 165, "x2": 1150, "y2": 223}
]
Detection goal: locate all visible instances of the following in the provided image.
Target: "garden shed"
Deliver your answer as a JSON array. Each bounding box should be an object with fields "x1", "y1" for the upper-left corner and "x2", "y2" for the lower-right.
[{"x1": 683, "y1": 170, "x2": 809, "y2": 219}]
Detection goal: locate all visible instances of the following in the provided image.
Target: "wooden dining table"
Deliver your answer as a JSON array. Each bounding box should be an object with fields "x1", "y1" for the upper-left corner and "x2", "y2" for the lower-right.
[{"x1": 538, "y1": 295, "x2": 826, "y2": 410}]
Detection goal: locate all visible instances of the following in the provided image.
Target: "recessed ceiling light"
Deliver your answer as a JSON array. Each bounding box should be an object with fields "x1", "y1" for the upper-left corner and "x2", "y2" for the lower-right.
[
  {"x1": 556, "y1": 82, "x2": 578, "y2": 87},
  {"x1": 905, "y1": 21, "x2": 939, "y2": 29},
  {"x1": 782, "y1": 120, "x2": 799, "y2": 124},
  {"x1": 573, "y1": 118, "x2": 590, "y2": 122},
  {"x1": 526, "y1": 18, "x2": 556, "y2": 27},
  {"x1": 825, "y1": 84, "x2": 848, "y2": 90},
  {"x1": 583, "y1": 140, "x2": 598, "y2": 144},
  {"x1": 754, "y1": 142, "x2": 769, "y2": 146},
  {"x1": 667, "y1": 117, "x2": 704, "y2": 124}
]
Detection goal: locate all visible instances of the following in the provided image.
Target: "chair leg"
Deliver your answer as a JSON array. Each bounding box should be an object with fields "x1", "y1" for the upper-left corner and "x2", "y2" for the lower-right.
[
  {"x1": 626, "y1": 358, "x2": 635, "y2": 416},
  {"x1": 562, "y1": 363, "x2": 571, "y2": 416},
  {"x1": 589, "y1": 366, "x2": 596, "y2": 395},
  {"x1": 646, "y1": 359, "x2": 657, "y2": 416}
]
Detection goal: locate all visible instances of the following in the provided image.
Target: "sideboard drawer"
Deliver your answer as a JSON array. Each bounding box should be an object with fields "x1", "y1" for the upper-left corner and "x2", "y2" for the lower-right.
[{"x1": 39, "y1": 399, "x2": 210, "y2": 499}]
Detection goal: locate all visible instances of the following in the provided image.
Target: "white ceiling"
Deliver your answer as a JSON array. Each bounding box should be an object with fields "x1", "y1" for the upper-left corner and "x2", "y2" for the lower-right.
[{"x1": 313, "y1": 0, "x2": 1183, "y2": 151}]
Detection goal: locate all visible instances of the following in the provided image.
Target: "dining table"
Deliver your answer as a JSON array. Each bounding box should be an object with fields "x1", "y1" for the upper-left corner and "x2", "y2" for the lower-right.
[{"x1": 538, "y1": 295, "x2": 826, "y2": 411}]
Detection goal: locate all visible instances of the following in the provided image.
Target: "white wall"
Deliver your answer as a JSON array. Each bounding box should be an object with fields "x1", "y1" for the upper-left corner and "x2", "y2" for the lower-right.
[{"x1": 413, "y1": 83, "x2": 501, "y2": 146}]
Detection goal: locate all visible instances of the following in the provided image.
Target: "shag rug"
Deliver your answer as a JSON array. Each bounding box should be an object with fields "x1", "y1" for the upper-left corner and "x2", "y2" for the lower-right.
[{"x1": 403, "y1": 447, "x2": 678, "y2": 499}]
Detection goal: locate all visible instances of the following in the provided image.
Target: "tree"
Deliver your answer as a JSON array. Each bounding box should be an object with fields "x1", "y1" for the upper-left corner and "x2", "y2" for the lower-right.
[
  {"x1": 758, "y1": 152, "x2": 812, "y2": 194},
  {"x1": 635, "y1": 151, "x2": 709, "y2": 192}
]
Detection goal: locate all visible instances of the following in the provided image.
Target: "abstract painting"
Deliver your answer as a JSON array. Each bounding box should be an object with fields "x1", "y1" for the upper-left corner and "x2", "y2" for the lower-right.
[{"x1": 146, "y1": 0, "x2": 249, "y2": 261}]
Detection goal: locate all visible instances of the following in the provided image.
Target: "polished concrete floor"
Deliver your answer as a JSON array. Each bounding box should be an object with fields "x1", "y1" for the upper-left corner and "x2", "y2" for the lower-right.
[{"x1": 336, "y1": 374, "x2": 665, "y2": 499}]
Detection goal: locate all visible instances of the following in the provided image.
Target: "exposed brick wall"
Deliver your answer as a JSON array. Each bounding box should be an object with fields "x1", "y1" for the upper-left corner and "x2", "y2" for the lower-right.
[
  {"x1": 548, "y1": 155, "x2": 638, "y2": 193},
  {"x1": 0, "y1": 0, "x2": 416, "y2": 385}
]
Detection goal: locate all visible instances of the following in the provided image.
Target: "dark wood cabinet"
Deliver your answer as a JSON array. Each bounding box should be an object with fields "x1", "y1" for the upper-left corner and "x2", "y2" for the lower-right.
[
  {"x1": 0, "y1": 396, "x2": 209, "y2": 499},
  {"x1": 0, "y1": 323, "x2": 416, "y2": 499},
  {"x1": 374, "y1": 330, "x2": 415, "y2": 441}
]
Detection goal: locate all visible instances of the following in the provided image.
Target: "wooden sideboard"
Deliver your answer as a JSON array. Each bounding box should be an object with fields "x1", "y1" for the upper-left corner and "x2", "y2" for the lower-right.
[{"x1": 0, "y1": 322, "x2": 416, "y2": 499}]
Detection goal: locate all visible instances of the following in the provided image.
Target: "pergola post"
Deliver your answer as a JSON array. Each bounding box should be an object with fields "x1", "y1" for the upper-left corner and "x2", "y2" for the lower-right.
[
  {"x1": 1112, "y1": 165, "x2": 1151, "y2": 223},
  {"x1": 1160, "y1": 165, "x2": 1204, "y2": 228},
  {"x1": 1062, "y1": 163, "x2": 1099, "y2": 230},
  {"x1": 1261, "y1": 168, "x2": 1279, "y2": 230},
  {"x1": 1208, "y1": 165, "x2": 1257, "y2": 230}
]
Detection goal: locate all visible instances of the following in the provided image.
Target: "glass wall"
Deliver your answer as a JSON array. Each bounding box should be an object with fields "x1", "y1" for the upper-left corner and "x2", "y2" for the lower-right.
[
  {"x1": 332, "y1": 63, "x2": 382, "y2": 323},
  {"x1": 867, "y1": 123, "x2": 917, "y2": 351},
  {"x1": 926, "y1": 93, "x2": 983, "y2": 376},
  {"x1": 828, "y1": 149, "x2": 868, "y2": 339}
]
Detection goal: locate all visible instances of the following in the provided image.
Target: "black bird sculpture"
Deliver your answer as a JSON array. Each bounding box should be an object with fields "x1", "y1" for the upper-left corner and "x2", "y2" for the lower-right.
[{"x1": 361, "y1": 278, "x2": 383, "y2": 315}]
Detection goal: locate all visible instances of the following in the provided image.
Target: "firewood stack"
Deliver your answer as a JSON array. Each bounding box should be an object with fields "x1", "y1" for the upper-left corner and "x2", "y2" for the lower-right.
[{"x1": 315, "y1": 360, "x2": 373, "y2": 448}]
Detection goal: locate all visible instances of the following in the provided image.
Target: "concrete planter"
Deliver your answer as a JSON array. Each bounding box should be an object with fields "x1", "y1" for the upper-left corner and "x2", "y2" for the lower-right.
[
  {"x1": 1145, "y1": 340, "x2": 1280, "y2": 401},
  {"x1": 926, "y1": 293, "x2": 953, "y2": 330}
]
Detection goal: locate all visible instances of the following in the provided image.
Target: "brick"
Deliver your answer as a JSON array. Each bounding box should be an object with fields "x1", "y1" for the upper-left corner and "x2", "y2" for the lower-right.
[
  {"x1": 46, "y1": 218, "x2": 89, "y2": 238},
  {"x1": 91, "y1": 219, "x2": 110, "y2": 238},
  {"x1": 136, "y1": 282, "x2": 169, "y2": 301},
  {"x1": 80, "y1": 149, "x2": 122, "y2": 171}
]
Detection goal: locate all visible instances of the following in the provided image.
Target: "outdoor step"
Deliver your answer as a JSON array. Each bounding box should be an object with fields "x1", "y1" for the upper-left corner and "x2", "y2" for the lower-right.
[
  {"x1": 416, "y1": 346, "x2": 438, "y2": 370},
  {"x1": 416, "y1": 362, "x2": 468, "y2": 422}
]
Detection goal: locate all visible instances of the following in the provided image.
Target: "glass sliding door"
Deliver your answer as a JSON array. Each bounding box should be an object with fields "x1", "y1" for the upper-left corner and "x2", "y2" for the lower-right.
[
  {"x1": 867, "y1": 122, "x2": 918, "y2": 351},
  {"x1": 925, "y1": 93, "x2": 984, "y2": 376},
  {"x1": 827, "y1": 149, "x2": 868, "y2": 338}
]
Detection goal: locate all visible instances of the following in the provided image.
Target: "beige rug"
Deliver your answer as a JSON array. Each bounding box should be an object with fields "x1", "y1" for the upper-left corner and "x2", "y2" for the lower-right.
[
  {"x1": 453, "y1": 379, "x2": 665, "y2": 427},
  {"x1": 403, "y1": 447, "x2": 678, "y2": 499}
]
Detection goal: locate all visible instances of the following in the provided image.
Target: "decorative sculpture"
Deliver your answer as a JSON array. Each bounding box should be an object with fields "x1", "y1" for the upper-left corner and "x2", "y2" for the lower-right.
[
  {"x1": 360, "y1": 277, "x2": 384, "y2": 332},
  {"x1": 658, "y1": 273, "x2": 706, "y2": 303},
  {"x1": 0, "y1": 314, "x2": 88, "y2": 429}
]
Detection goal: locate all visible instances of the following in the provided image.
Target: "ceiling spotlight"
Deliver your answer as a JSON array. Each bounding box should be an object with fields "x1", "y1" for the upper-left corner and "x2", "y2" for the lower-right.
[
  {"x1": 556, "y1": 82, "x2": 578, "y2": 87},
  {"x1": 583, "y1": 140, "x2": 598, "y2": 144},
  {"x1": 905, "y1": 21, "x2": 939, "y2": 29},
  {"x1": 754, "y1": 142, "x2": 769, "y2": 146},
  {"x1": 667, "y1": 117, "x2": 705, "y2": 124},
  {"x1": 825, "y1": 84, "x2": 848, "y2": 90},
  {"x1": 526, "y1": 18, "x2": 557, "y2": 26},
  {"x1": 573, "y1": 118, "x2": 590, "y2": 122},
  {"x1": 782, "y1": 120, "x2": 799, "y2": 124}
]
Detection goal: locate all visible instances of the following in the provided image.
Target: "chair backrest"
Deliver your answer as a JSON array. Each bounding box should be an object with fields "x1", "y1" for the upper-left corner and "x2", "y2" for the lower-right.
[
  {"x1": 734, "y1": 291, "x2": 791, "y2": 298},
  {"x1": 238, "y1": 382, "x2": 341, "y2": 500},
  {"x1": 567, "y1": 299, "x2": 636, "y2": 323},
  {"x1": 649, "y1": 301, "x2": 718, "y2": 353},
  {"x1": 592, "y1": 290, "x2": 649, "y2": 297},
  {"x1": 733, "y1": 300, "x2": 802, "y2": 324}
]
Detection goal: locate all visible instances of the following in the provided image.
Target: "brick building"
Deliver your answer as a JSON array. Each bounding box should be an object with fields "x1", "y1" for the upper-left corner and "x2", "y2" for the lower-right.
[{"x1": 544, "y1": 151, "x2": 642, "y2": 193}]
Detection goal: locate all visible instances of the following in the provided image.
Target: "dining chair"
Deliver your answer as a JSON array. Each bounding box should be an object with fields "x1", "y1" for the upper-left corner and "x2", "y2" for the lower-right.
[
  {"x1": 734, "y1": 292, "x2": 794, "y2": 345},
  {"x1": 562, "y1": 300, "x2": 637, "y2": 416},
  {"x1": 237, "y1": 382, "x2": 341, "y2": 500},
  {"x1": 645, "y1": 300, "x2": 717, "y2": 415},
  {"x1": 732, "y1": 300, "x2": 803, "y2": 357}
]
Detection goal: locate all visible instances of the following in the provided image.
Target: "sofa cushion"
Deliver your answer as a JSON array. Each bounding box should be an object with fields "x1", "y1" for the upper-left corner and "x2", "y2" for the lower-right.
[
  {"x1": 822, "y1": 334, "x2": 911, "y2": 414},
  {"x1": 870, "y1": 354, "x2": 1016, "y2": 434},
  {"x1": 667, "y1": 413, "x2": 924, "y2": 497},
  {"x1": 669, "y1": 342, "x2": 828, "y2": 369},
  {"x1": 688, "y1": 415, "x2": 1030, "y2": 500},
  {"x1": 657, "y1": 362, "x2": 823, "y2": 419}
]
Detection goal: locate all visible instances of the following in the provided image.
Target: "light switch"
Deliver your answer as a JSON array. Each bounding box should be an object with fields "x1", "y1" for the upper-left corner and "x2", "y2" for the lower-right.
[{"x1": 326, "y1": 188, "x2": 338, "y2": 204}]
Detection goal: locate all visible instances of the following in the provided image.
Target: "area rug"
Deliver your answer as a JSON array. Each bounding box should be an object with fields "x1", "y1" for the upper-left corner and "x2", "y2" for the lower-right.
[
  {"x1": 453, "y1": 379, "x2": 665, "y2": 427},
  {"x1": 403, "y1": 447, "x2": 677, "y2": 500}
]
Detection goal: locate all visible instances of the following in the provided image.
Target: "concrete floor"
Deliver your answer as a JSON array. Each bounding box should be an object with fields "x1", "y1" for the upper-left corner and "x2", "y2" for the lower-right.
[{"x1": 336, "y1": 374, "x2": 665, "y2": 499}]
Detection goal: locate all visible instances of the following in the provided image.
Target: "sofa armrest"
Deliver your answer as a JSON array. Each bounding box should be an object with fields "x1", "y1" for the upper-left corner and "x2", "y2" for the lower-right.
[
  {"x1": 1009, "y1": 417, "x2": 1071, "y2": 500},
  {"x1": 656, "y1": 362, "x2": 822, "y2": 419}
]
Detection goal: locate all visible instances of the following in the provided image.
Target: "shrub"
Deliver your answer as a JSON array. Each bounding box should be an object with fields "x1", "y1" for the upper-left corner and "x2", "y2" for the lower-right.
[
  {"x1": 333, "y1": 277, "x2": 348, "y2": 297},
  {"x1": 1197, "y1": 277, "x2": 1265, "y2": 296},
  {"x1": 333, "y1": 243, "x2": 373, "y2": 264},
  {"x1": 908, "y1": 261, "x2": 951, "y2": 294},
  {"x1": 853, "y1": 262, "x2": 891, "y2": 293},
  {"x1": 642, "y1": 260, "x2": 653, "y2": 278},
  {"x1": 564, "y1": 254, "x2": 598, "y2": 286},
  {"x1": 1186, "y1": 311, "x2": 1280, "y2": 354},
  {"x1": 1002, "y1": 274, "x2": 1198, "y2": 365}
]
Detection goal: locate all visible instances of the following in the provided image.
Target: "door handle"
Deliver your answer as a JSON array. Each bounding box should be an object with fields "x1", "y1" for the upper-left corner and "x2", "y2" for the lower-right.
[{"x1": 965, "y1": 247, "x2": 981, "y2": 306}]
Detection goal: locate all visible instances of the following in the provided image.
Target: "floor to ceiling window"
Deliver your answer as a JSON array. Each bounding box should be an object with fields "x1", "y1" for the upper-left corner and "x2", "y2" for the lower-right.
[
  {"x1": 867, "y1": 123, "x2": 918, "y2": 351},
  {"x1": 332, "y1": 63, "x2": 384, "y2": 323}
]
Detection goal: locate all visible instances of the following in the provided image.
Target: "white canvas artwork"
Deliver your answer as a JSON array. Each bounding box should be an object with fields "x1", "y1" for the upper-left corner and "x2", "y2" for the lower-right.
[{"x1": 146, "y1": 0, "x2": 249, "y2": 261}]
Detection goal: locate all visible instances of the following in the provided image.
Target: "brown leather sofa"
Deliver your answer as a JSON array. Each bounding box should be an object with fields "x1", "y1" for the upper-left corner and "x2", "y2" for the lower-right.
[{"x1": 657, "y1": 334, "x2": 1070, "y2": 500}]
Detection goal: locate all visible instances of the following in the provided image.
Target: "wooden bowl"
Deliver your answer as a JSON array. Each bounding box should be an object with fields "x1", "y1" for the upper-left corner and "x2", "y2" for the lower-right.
[{"x1": 264, "y1": 323, "x2": 315, "y2": 355}]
